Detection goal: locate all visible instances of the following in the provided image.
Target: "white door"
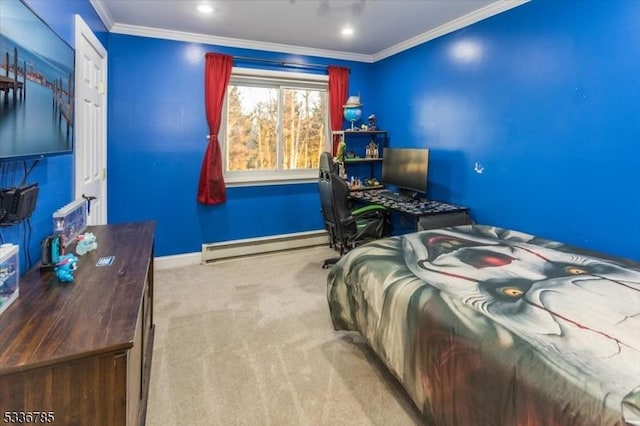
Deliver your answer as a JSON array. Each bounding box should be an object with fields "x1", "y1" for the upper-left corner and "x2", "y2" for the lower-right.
[{"x1": 74, "y1": 15, "x2": 107, "y2": 225}]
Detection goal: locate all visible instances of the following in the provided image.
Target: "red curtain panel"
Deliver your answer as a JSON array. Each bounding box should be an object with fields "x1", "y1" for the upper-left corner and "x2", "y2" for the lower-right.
[
  {"x1": 197, "y1": 53, "x2": 233, "y2": 204},
  {"x1": 328, "y1": 66, "x2": 349, "y2": 155}
]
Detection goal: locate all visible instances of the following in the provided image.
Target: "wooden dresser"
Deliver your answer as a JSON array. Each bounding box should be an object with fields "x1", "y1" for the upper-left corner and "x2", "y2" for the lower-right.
[{"x1": 0, "y1": 222, "x2": 155, "y2": 426}]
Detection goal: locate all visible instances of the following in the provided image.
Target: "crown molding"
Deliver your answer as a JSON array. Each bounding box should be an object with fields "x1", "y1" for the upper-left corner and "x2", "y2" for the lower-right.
[
  {"x1": 89, "y1": 0, "x2": 115, "y2": 30},
  {"x1": 372, "y1": 0, "x2": 529, "y2": 62},
  {"x1": 110, "y1": 23, "x2": 375, "y2": 63},
  {"x1": 91, "y1": 0, "x2": 528, "y2": 63}
]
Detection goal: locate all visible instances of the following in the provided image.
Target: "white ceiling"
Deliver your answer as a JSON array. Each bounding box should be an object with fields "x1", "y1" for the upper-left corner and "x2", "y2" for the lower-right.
[{"x1": 91, "y1": 0, "x2": 527, "y2": 62}]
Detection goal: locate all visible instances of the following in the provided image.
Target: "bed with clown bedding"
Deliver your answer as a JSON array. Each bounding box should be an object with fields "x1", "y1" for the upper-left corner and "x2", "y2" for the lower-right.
[{"x1": 327, "y1": 225, "x2": 640, "y2": 425}]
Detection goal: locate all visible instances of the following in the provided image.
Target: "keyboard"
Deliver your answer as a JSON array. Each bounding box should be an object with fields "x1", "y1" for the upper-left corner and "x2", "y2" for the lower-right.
[
  {"x1": 351, "y1": 190, "x2": 468, "y2": 216},
  {"x1": 377, "y1": 190, "x2": 409, "y2": 202}
]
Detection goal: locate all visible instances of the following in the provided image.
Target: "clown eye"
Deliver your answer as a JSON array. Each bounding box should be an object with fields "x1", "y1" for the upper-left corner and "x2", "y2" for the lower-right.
[
  {"x1": 482, "y1": 278, "x2": 532, "y2": 302},
  {"x1": 565, "y1": 266, "x2": 588, "y2": 275},
  {"x1": 500, "y1": 287, "x2": 524, "y2": 298}
]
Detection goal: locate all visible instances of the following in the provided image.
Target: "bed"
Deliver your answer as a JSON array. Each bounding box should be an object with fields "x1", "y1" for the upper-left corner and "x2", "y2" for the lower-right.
[{"x1": 327, "y1": 225, "x2": 640, "y2": 425}]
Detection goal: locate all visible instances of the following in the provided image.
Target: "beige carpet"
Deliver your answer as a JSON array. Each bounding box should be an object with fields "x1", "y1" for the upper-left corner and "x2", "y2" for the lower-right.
[{"x1": 145, "y1": 246, "x2": 425, "y2": 426}]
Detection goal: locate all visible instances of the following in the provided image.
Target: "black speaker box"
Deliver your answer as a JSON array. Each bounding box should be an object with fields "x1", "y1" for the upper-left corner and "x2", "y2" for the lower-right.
[{"x1": 0, "y1": 184, "x2": 39, "y2": 224}]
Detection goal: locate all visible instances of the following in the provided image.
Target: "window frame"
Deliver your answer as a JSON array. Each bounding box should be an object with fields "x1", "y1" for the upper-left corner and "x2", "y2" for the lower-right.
[{"x1": 220, "y1": 67, "x2": 330, "y2": 186}]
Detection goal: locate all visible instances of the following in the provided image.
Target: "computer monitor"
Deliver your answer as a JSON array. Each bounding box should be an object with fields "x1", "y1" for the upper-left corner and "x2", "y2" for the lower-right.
[{"x1": 381, "y1": 148, "x2": 429, "y2": 195}]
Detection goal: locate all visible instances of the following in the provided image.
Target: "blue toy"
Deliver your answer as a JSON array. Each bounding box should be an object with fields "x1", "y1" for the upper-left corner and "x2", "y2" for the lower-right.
[
  {"x1": 76, "y1": 232, "x2": 98, "y2": 255},
  {"x1": 55, "y1": 254, "x2": 79, "y2": 283}
]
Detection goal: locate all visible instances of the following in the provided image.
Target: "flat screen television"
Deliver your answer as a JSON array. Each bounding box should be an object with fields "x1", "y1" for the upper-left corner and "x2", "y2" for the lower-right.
[
  {"x1": 0, "y1": 0, "x2": 75, "y2": 161},
  {"x1": 381, "y1": 147, "x2": 430, "y2": 195}
]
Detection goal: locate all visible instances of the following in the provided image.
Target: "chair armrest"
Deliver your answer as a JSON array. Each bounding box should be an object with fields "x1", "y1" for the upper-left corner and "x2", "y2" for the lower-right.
[
  {"x1": 351, "y1": 204, "x2": 387, "y2": 216},
  {"x1": 340, "y1": 204, "x2": 387, "y2": 226}
]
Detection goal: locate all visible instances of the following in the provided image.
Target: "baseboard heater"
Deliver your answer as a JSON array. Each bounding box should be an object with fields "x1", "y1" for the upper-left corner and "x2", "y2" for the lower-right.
[{"x1": 201, "y1": 230, "x2": 329, "y2": 264}]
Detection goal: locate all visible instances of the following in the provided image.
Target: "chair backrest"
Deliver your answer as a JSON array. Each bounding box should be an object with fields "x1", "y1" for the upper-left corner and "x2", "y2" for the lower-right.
[
  {"x1": 318, "y1": 152, "x2": 337, "y2": 239},
  {"x1": 318, "y1": 152, "x2": 360, "y2": 241},
  {"x1": 329, "y1": 163, "x2": 358, "y2": 239}
]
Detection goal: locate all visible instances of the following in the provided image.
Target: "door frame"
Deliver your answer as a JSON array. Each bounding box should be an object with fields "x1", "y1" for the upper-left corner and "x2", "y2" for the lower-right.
[{"x1": 73, "y1": 15, "x2": 107, "y2": 224}]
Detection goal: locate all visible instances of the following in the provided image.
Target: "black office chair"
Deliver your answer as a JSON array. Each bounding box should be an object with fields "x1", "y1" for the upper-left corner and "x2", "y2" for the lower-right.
[{"x1": 318, "y1": 152, "x2": 391, "y2": 268}]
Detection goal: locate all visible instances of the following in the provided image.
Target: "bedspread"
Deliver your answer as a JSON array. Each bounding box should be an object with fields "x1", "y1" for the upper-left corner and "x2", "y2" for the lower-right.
[{"x1": 327, "y1": 225, "x2": 640, "y2": 425}]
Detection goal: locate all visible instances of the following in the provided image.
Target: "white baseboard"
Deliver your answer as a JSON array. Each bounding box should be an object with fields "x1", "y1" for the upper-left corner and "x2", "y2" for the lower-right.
[
  {"x1": 154, "y1": 229, "x2": 329, "y2": 269},
  {"x1": 202, "y1": 230, "x2": 329, "y2": 264}
]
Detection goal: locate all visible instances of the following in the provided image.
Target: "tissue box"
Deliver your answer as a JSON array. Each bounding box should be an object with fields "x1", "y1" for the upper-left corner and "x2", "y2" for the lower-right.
[{"x1": 0, "y1": 243, "x2": 19, "y2": 316}]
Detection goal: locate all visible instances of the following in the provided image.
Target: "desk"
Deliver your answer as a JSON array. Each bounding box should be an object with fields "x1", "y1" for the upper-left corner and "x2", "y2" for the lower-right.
[
  {"x1": 350, "y1": 189, "x2": 471, "y2": 232},
  {"x1": 0, "y1": 222, "x2": 155, "y2": 426}
]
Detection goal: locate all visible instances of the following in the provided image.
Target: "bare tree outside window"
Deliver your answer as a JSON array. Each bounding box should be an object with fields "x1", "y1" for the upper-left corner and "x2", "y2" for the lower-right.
[
  {"x1": 225, "y1": 79, "x2": 327, "y2": 181},
  {"x1": 282, "y1": 88, "x2": 326, "y2": 170},
  {"x1": 226, "y1": 85, "x2": 277, "y2": 171}
]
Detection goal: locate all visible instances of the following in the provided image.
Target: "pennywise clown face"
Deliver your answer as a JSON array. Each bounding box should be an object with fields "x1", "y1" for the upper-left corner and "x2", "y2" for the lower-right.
[{"x1": 402, "y1": 228, "x2": 640, "y2": 399}]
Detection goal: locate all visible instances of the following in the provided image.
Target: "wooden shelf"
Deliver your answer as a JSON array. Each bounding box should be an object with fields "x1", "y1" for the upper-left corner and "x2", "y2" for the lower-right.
[
  {"x1": 340, "y1": 130, "x2": 387, "y2": 135},
  {"x1": 349, "y1": 185, "x2": 384, "y2": 192},
  {"x1": 332, "y1": 130, "x2": 387, "y2": 135},
  {"x1": 344, "y1": 157, "x2": 382, "y2": 163},
  {"x1": 336, "y1": 130, "x2": 388, "y2": 187}
]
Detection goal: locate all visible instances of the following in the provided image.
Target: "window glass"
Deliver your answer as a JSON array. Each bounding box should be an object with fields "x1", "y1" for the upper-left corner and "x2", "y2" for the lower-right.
[
  {"x1": 282, "y1": 88, "x2": 326, "y2": 170},
  {"x1": 223, "y1": 69, "x2": 329, "y2": 184},
  {"x1": 227, "y1": 85, "x2": 278, "y2": 171}
]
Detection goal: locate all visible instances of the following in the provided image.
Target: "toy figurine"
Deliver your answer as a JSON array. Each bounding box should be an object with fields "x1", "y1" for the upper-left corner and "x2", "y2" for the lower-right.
[
  {"x1": 367, "y1": 114, "x2": 377, "y2": 131},
  {"x1": 365, "y1": 141, "x2": 379, "y2": 159},
  {"x1": 55, "y1": 253, "x2": 79, "y2": 283},
  {"x1": 335, "y1": 138, "x2": 346, "y2": 162},
  {"x1": 76, "y1": 232, "x2": 97, "y2": 255}
]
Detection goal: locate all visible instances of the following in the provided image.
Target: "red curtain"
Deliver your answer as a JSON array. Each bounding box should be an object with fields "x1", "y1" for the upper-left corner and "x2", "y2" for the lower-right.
[
  {"x1": 328, "y1": 66, "x2": 349, "y2": 155},
  {"x1": 197, "y1": 53, "x2": 233, "y2": 204}
]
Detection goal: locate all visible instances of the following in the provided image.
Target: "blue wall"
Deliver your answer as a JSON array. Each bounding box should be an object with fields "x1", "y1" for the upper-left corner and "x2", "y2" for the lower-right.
[
  {"x1": 107, "y1": 34, "x2": 373, "y2": 256},
  {"x1": 7, "y1": 0, "x2": 639, "y2": 265},
  {"x1": 25, "y1": 0, "x2": 109, "y2": 49},
  {"x1": 373, "y1": 0, "x2": 640, "y2": 261},
  {"x1": 1, "y1": 0, "x2": 106, "y2": 273}
]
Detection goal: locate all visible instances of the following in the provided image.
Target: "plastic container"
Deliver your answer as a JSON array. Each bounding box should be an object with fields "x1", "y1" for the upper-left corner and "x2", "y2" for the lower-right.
[
  {"x1": 53, "y1": 199, "x2": 88, "y2": 247},
  {"x1": 0, "y1": 243, "x2": 19, "y2": 316}
]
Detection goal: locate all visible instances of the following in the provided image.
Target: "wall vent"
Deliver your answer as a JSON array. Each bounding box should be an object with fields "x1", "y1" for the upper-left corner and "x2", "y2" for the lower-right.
[{"x1": 201, "y1": 230, "x2": 328, "y2": 264}]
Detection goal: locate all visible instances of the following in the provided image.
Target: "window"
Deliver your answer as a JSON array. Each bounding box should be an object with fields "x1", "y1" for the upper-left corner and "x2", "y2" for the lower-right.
[{"x1": 221, "y1": 68, "x2": 329, "y2": 185}]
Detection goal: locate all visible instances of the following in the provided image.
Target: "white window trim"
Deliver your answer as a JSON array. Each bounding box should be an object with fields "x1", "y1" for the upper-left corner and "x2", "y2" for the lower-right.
[{"x1": 220, "y1": 67, "x2": 330, "y2": 186}]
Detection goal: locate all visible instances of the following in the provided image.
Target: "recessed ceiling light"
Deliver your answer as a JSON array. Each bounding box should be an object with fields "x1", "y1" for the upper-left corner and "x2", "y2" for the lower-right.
[
  {"x1": 197, "y1": 4, "x2": 214, "y2": 13},
  {"x1": 341, "y1": 27, "x2": 354, "y2": 36}
]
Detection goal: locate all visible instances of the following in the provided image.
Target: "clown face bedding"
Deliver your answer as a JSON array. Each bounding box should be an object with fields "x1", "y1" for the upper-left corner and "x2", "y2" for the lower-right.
[{"x1": 327, "y1": 225, "x2": 640, "y2": 425}]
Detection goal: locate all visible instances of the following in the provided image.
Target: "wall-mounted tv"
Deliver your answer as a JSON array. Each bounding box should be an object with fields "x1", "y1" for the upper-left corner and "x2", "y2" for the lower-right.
[{"x1": 0, "y1": 0, "x2": 75, "y2": 161}]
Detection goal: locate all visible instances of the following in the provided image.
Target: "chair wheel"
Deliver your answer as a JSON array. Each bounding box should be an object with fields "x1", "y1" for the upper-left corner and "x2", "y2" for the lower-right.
[{"x1": 322, "y1": 257, "x2": 339, "y2": 268}]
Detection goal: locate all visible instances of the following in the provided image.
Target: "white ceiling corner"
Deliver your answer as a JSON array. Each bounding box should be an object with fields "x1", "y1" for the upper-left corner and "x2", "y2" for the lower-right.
[
  {"x1": 372, "y1": 0, "x2": 529, "y2": 61},
  {"x1": 90, "y1": 0, "x2": 529, "y2": 63},
  {"x1": 89, "y1": 0, "x2": 114, "y2": 30}
]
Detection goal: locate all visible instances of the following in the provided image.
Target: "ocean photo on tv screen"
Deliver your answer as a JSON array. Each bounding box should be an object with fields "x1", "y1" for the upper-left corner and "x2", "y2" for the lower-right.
[{"x1": 0, "y1": 0, "x2": 74, "y2": 161}]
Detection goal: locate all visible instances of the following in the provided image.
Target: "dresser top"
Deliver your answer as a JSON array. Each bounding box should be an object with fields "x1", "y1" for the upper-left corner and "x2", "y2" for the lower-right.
[{"x1": 0, "y1": 221, "x2": 156, "y2": 374}]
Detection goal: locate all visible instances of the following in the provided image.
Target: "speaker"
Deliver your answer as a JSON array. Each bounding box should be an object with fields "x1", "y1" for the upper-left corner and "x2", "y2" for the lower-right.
[{"x1": 0, "y1": 184, "x2": 39, "y2": 225}]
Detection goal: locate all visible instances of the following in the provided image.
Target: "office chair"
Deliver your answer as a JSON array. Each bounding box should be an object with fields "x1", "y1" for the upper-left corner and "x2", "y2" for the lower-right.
[{"x1": 318, "y1": 152, "x2": 391, "y2": 268}]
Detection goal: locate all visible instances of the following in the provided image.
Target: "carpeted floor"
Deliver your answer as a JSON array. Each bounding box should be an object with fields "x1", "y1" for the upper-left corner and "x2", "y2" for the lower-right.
[{"x1": 145, "y1": 246, "x2": 425, "y2": 426}]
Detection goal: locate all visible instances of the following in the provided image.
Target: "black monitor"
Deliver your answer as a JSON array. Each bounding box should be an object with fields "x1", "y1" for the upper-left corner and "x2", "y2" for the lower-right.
[{"x1": 381, "y1": 148, "x2": 429, "y2": 195}]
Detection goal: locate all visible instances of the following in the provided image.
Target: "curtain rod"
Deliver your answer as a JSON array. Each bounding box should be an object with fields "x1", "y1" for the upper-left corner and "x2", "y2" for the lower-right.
[{"x1": 232, "y1": 55, "x2": 331, "y2": 71}]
